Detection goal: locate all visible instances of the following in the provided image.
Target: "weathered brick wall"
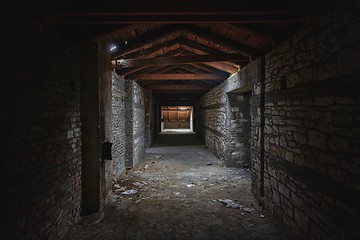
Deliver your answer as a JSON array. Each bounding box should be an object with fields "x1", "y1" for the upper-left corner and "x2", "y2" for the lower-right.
[
  {"x1": 196, "y1": 83, "x2": 229, "y2": 165},
  {"x1": 2, "y1": 29, "x2": 82, "y2": 239},
  {"x1": 112, "y1": 72, "x2": 126, "y2": 178},
  {"x1": 226, "y1": 93, "x2": 252, "y2": 168},
  {"x1": 144, "y1": 90, "x2": 154, "y2": 148},
  {"x1": 250, "y1": 61, "x2": 264, "y2": 201},
  {"x1": 196, "y1": 61, "x2": 258, "y2": 167},
  {"x1": 125, "y1": 80, "x2": 146, "y2": 167},
  {"x1": 260, "y1": 2, "x2": 360, "y2": 239}
]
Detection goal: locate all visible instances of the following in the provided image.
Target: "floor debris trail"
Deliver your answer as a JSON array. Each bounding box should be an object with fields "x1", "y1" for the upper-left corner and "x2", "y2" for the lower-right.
[{"x1": 65, "y1": 133, "x2": 286, "y2": 240}]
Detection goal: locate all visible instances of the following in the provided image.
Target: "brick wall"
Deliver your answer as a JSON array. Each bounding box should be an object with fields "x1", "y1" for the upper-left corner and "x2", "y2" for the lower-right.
[
  {"x1": 196, "y1": 83, "x2": 229, "y2": 165},
  {"x1": 125, "y1": 80, "x2": 146, "y2": 167},
  {"x1": 112, "y1": 72, "x2": 126, "y2": 178},
  {"x1": 144, "y1": 90, "x2": 154, "y2": 148},
  {"x1": 196, "y1": 60, "x2": 259, "y2": 167},
  {"x1": 2, "y1": 28, "x2": 82, "y2": 239},
  {"x1": 256, "y1": 2, "x2": 360, "y2": 239}
]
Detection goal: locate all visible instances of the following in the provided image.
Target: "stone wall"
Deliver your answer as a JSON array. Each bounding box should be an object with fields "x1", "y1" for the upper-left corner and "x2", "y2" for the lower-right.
[
  {"x1": 196, "y1": 84, "x2": 228, "y2": 165},
  {"x1": 125, "y1": 80, "x2": 146, "y2": 167},
  {"x1": 256, "y1": 2, "x2": 360, "y2": 239},
  {"x1": 144, "y1": 90, "x2": 154, "y2": 148},
  {"x1": 2, "y1": 28, "x2": 82, "y2": 239},
  {"x1": 196, "y1": 60, "x2": 259, "y2": 167},
  {"x1": 112, "y1": 72, "x2": 126, "y2": 178}
]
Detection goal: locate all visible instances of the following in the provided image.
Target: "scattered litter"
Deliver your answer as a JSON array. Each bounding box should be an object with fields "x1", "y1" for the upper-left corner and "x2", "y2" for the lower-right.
[
  {"x1": 114, "y1": 186, "x2": 126, "y2": 193},
  {"x1": 202, "y1": 177, "x2": 209, "y2": 181},
  {"x1": 217, "y1": 199, "x2": 254, "y2": 213},
  {"x1": 133, "y1": 171, "x2": 142, "y2": 174},
  {"x1": 113, "y1": 183, "x2": 121, "y2": 189},
  {"x1": 121, "y1": 189, "x2": 138, "y2": 195},
  {"x1": 154, "y1": 155, "x2": 163, "y2": 159},
  {"x1": 259, "y1": 214, "x2": 265, "y2": 218},
  {"x1": 151, "y1": 161, "x2": 155, "y2": 163},
  {"x1": 186, "y1": 183, "x2": 195, "y2": 188},
  {"x1": 207, "y1": 163, "x2": 213, "y2": 165},
  {"x1": 144, "y1": 164, "x2": 149, "y2": 169},
  {"x1": 242, "y1": 207, "x2": 253, "y2": 213},
  {"x1": 173, "y1": 192, "x2": 181, "y2": 196},
  {"x1": 218, "y1": 199, "x2": 241, "y2": 209},
  {"x1": 133, "y1": 181, "x2": 145, "y2": 187}
]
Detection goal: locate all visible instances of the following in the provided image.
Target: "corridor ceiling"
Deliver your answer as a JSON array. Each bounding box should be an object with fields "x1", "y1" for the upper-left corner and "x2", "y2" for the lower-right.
[{"x1": 12, "y1": 0, "x2": 335, "y2": 104}]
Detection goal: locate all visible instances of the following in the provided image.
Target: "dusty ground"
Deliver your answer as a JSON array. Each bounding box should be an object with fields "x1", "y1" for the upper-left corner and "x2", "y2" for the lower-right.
[{"x1": 65, "y1": 133, "x2": 286, "y2": 240}]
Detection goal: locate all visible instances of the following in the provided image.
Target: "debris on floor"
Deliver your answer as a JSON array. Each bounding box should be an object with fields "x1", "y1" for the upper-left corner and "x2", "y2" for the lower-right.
[
  {"x1": 217, "y1": 199, "x2": 241, "y2": 209},
  {"x1": 217, "y1": 199, "x2": 254, "y2": 213},
  {"x1": 121, "y1": 189, "x2": 138, "y2": 195},
  {"x1": 133, "y1": 181, "x2": 146, "y2": 187},
  {"x1": 114, "y1": 186, "x2": 126, "y2": 193},
  {"x1": 66, "y1": 137, "x2": 286, "y2": 240}
]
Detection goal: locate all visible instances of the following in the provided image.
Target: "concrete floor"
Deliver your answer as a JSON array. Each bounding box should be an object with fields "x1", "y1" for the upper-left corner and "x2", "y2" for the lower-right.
[{"x1": 65, "y1": 133, "x2": 286, "y2": 240}]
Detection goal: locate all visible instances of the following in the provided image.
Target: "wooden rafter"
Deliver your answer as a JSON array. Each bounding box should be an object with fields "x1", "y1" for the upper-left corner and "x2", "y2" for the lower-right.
[
  {"x1": 183, "y1": 25, "x2": 262, "y2": 57},
  {"x1": 116, "y1": 48, "x2": 184, "y2": 76},
  {"x1": 129, "y1": 73, "x2": 223, "y2": 80},
  {"x1": 112, "y1": 25, "x2": 181, "y2": 58},
  {"x1": 113, "y1": 25, "x2": 261, "y2": 59},
  {"x1": 125, "y1": 38, "x2": 181, "y2": 58},
  {"x1": 163, "y1": 67, "x2": 196, "y2": 74},
  {"x1": 116, "y1": 53, "x2": 247, "y2": 68},
  {"x1": 147, "y1": 84, "x2": 212, "y2": 91}
]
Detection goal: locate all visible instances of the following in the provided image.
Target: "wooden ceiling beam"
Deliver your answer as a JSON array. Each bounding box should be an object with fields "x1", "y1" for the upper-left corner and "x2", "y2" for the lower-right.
[
  {"x1": 130, "y1": 73, "x2": 223, "y2": 80},
  {"x1": 113, "y1": 25, "x2": 261, "y2": 59},
  {"x1": 125, "y1": 38, "x2": 180, "y2": 58},
  {"x1": 183, "y1": 25, "x2": 262, "y2": 58},
  {"x1": 112, "y1": 25, "x2": 181, "y2": 58},
  {"x1": 116, "y1": 65, "x2": 149, "y2": 76},
  {"x1": 147, "y1": 84, "x2": 212, "y2": 91},
  {"x1": 178, "y1": 38, "x2": 247, "y2": 60},
  {"x1": 116, "y1": 53, "x2": 247, "y2": 68},
  {"x1": 178, "y1": 40, "x2": 243, "y2": 72},
  {"x1": 116, "y1": 48, "x2": 184, "y2": 76},
  {"x1": 148, "y1": 65, "x2": 182, "y2": 74},
  {"x1": 163, "y1": 67, "x2": 196, "y2": 74},
  {"x1": 190, "y1": 63, "x2": 221, "y2": 73},
  {"x1": 176, "y1": 65, "x2": 209, "y2": 74},
  {"x1": 201, "y1": 62, "x2": 237, "y2": 74}
]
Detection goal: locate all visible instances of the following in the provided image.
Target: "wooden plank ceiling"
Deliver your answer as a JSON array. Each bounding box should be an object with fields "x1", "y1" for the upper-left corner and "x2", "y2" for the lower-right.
[{"x1": 25, "y1": 0, "x2": 334, "y2": 104}]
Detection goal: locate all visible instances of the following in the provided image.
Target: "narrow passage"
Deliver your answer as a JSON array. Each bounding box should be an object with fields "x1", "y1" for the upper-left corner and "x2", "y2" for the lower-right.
[{"x1": 65, "y1": 133, "x2": 286, "y2": 240}]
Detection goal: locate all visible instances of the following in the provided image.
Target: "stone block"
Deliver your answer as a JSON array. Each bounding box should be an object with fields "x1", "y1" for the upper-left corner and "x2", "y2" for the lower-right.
[
  {"x1": 308, "y1": 130, "x2": 326, "y2": 149},
  {"x1": 319, "y1": 153, "x2": 337, "y2": 163},
  {"x1": 314, "y1": 97, "x2": 334, "y2": 106},
  {"x1": 329, "y1": 137, "x2": 350, "y2": 152}
]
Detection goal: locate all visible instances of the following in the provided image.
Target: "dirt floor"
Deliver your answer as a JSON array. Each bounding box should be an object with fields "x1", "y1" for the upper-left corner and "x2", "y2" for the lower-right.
[{"x1": 65, "y1": 132, "x2": 287, "y2": 240}]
